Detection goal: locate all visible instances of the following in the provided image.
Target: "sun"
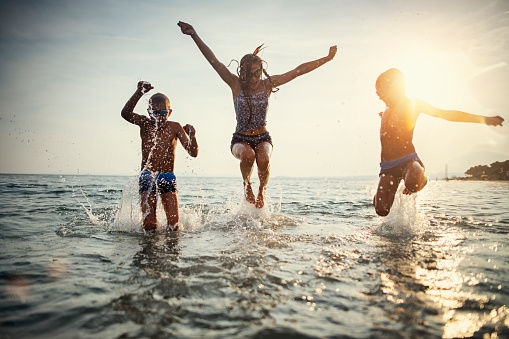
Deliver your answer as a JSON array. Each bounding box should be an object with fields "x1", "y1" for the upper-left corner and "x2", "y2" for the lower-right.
[{"x1": 399, "y1": 51, "x2": 461, "y2": 104}]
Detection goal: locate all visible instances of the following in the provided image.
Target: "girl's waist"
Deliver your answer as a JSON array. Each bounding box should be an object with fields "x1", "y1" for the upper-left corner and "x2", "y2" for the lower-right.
[{"x1": 235, "y1": 126, "x2": 267, "y2": 136}]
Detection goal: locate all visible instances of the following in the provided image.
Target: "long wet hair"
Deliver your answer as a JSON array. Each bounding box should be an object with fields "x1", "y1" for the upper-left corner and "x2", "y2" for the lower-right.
[{"x1": 236, "y1": 45, "x2": 279, "y2": 125}]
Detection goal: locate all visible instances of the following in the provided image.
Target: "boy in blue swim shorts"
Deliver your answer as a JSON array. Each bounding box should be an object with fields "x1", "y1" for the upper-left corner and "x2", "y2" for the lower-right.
[
  {"x1": 138, "y1": 171, "x2": 178, "y2": 195},
  {"x1": 122, "y1": 81, "x2": 198, "y2": 231},
  {"x1": 373, "y1": 68, "x2": 504, "y2": 216}
]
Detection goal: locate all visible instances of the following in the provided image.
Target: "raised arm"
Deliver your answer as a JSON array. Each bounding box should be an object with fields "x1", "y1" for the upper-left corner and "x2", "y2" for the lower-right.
[
  {"x1": 121, "y1": 81, "x2": 153, "y2": 125},
  {"x1": 270, "y1": 46, "x2": 337, "y2": 87},
  {"x1": 417, "y1": 99, "x2": 504, "y2": 126},
  {"x1": 177, "y1": 123, "x2": 198, "y2": 158},
  {"x1": 178, "y1": 21, "x2": 237, "y2": 90}
]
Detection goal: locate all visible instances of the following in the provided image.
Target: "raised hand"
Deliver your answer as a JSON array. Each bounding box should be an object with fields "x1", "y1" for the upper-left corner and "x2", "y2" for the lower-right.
[
  {"x1": 183, "y1": 124, "x2": 196, "y2": 137},
  {"x1": 137, "y1": 81, "x2": 154, "y2": 94},
  {"x1": 485, "y1": 116, "x2": 504, "y2": 127},
  {"x1": 327, "y1": 45, "x2": 338, "y2": 61},
  {"x1": 178, "y1": 21, "x2": 196, "y2": 36}
]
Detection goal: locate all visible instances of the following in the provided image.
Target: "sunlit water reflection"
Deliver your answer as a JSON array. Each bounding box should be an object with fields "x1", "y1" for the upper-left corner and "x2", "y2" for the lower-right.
[{"x1": 0, "y1": 175, "x2": 507, "y2": 338}]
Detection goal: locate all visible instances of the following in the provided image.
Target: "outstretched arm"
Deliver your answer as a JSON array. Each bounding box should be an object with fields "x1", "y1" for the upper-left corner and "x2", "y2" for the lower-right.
[
  {"x1": 418, "y1": 99, "x2": 504, "y2": 126},
  {"x1": 178, "y1": 21, "x2": 237, "y2": 90},
  {"x1": 121, "y1": 81, "x2": 153, "y2": 125},
  {"x1": 177, "y1": 124, "x2": 198, "y2": 157},
  {"x1": 270, "y1": 46, "x2": 337, "y2": 87}
]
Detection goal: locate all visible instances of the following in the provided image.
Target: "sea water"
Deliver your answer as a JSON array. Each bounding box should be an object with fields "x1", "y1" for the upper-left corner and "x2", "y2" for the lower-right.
[{"x1": 0, "y1": 174, "x2": 507, "y2": 338}]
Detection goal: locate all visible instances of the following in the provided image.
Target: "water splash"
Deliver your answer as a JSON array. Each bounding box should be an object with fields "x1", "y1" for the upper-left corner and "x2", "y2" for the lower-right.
[
  {"x1": 73, "y1": 187, "x2": 105, "y2": 226},
  {"x1": 112, "y1": 176, "x2": 142, "y2": 233},
  {"x1": 112, "y1": 175, "x2": 206, "y2": 233},
  {"x1": 112, "y1": 176, "x2": 296, "y2": 234},
  {"x1": 376, "y1": 186, "x2": 428, "y2": 238}
]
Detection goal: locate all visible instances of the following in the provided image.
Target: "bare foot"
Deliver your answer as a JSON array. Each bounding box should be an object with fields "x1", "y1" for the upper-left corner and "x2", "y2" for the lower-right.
[
  {"x1": 167, "y1": 223, "x2": 179, "y2": 232},
  {"x1": 244, "y1": 182, "x2": 256, "y2": 204},
  {"x1": 402, "y1": 188, "x2": 412, "y2": 195},
  {"x1": 144, "y1": 224, "x2": 157, "y2": 232},
  {"x1": 255, "y1": 188, "x2": 265, "y2": 209}
]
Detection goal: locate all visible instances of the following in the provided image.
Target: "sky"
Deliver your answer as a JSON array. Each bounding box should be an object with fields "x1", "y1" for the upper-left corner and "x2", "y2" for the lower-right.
[{"x1": 0, "y1": 0, "x2": 508, "y2": 178}]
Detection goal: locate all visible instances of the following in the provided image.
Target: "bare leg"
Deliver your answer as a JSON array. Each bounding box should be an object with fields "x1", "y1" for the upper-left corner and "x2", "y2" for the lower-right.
[
  {"x1": 402, "y1": 160, "x2": 427, "y2": 195},
  {"x1": 254, "y1": 142, "x2": 273, "y2": 209},
  {"x1": 373, "y1": 173, "x2": 401, "y2": 216},
  {"x1": 161, "y1": 191, "x2": 179, "y2": 231},
  {"x1": 140, "y1": 191, "x2": 158, "y2": 231},
  {"x1": 232, "y1": 143, "x2": 256, "y2": 204}
]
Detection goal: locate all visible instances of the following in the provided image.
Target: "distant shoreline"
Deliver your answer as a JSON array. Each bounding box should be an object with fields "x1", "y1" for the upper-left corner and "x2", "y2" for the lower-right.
[
  {"x1": 441, "y1": 177, "x2": 509, "y2": 182},
  {"x1": 0, "y1": 173, "x2": 379, "y2": 180}
]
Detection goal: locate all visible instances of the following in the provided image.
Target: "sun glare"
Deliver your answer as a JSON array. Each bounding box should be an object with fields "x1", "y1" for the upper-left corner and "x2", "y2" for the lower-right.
[{"x1": 400, "y1": 52, "x2": 461, "y2": 104}]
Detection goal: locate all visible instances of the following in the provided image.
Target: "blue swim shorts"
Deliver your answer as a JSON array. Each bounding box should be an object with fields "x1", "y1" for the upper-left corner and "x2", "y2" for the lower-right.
[
  {"x1": 379, "y1": 152, "x2": 424, "y2": 179},
  {"x1": 139, "y1": 170, "x2": 177, "y2": 194}
]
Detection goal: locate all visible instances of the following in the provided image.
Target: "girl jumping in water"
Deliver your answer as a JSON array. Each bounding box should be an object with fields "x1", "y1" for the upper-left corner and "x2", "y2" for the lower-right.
[{"x1": 178, "y1": 21, "x2": 337, "y2": 208}]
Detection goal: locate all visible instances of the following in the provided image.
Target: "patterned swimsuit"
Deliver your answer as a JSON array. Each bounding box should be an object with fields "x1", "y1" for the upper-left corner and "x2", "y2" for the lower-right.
[{"x1": 231, "y1": 90, "x2": 273, "y2": 151}]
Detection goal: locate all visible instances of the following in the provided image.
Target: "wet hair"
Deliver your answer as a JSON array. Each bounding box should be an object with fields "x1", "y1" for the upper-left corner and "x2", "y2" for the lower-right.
[
  {"x1": 237, "y1": 44, "x2": 278, "y2": 92},
  {"x1": 236, "y1": 45, "x2": 279, "y2": 125},
  {"x1": 149, "y1": 93, "x2": 170, "y2": 108},
  {"x1": 376, "y1": 68, "x2": 406, "y2": 90}
]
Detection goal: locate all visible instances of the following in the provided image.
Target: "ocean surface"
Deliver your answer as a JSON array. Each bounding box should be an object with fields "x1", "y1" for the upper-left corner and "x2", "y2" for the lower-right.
[{"x1": 0, "y1": 173, "x2": 508, "y2": 338}]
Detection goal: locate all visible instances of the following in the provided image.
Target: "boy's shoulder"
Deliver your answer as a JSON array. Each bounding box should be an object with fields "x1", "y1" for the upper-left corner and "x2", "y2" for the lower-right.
[
  {"x1": 164, "y1": 121, "x2": 186, "y2": 136},
  {"x1": 166, "y1": 120, "x2": 183, "y2": 129},
  {"x1": 140, "y1": 119, "x2": 181, "y2": 129}
]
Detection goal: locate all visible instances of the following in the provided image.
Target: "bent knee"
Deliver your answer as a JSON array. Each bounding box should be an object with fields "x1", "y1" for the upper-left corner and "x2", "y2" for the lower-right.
[
  {"x1": 373, "y1": 196, "x2": 390, "y2": 216},
  {"x1": 239, "y1": 151, "x2": 256, "y2": 164},
  {"x1": 404, "y1": 178, "x2": 426, "y2": 193},
  {"x1": 233, "y1": 144, "x2": 255, "y2": 160},
  {"x1": 374, "y1": 204, "x2": 390, "y2": 216},
  {"x1": 375, "y1": 208, "x2": 390, "y2": 217}
]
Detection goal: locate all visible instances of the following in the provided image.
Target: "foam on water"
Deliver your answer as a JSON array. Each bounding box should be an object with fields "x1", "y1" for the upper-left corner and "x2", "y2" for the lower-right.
[
  {"x1": 112, "y1": 176, "x2": 297, "y2": 234},
  {"x1": 112, "y1": 176, "x2": 142, "y2": 232},
  {"x1": 375, "y1": 186, "x2": 428, "y2": 238}
]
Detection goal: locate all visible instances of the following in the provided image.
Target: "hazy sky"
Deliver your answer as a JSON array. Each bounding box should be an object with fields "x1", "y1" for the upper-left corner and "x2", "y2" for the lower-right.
[{"x1": 1, "y1": 0, "x2": 508, "y2": 178}]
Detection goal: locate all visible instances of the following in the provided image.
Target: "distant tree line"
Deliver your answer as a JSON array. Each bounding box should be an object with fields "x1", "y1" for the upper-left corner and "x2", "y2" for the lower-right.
[{"x1": 464, "y1": 160, "x2": 509, "y2": 180}]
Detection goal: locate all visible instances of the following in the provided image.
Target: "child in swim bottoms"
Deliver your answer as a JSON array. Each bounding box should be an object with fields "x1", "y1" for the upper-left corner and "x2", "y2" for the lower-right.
[
  {"x1": 121, "y1": 81, "x2": 198, "y2": 232},
  {"x1": 379, "y1": 152, "x2": 423, "y2": 180},
  {"x1": 373, "y1": 68, "x2": 504, "y2": 217},
  {"x1": 139, "y1": 171, "x2": 177, "y2": 195}
]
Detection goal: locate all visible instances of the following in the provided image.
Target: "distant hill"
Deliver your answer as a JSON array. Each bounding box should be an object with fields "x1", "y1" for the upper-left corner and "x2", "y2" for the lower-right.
[{"x1": 463, "y1": 160, "x2": 509, "y2": 180}]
